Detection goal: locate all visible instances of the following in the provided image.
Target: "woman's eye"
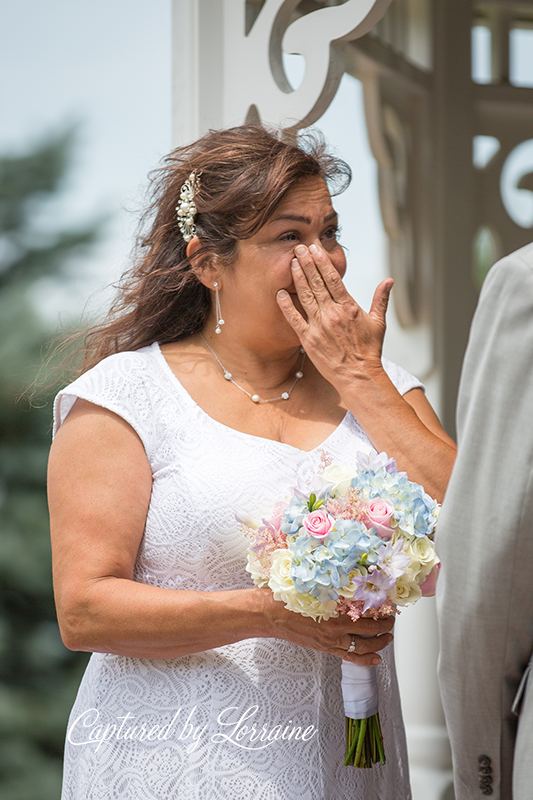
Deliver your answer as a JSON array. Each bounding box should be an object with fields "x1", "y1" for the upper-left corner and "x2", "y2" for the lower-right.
[
  {"x1": 280, "y1": 231, "x2": 300, "y2": 242},
  {"x1": 323, "y1": 226, "x2": 340, "y2": 241}
]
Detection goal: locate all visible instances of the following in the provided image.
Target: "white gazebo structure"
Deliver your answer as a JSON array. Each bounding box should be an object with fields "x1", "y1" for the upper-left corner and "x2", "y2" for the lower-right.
[{"x1": 172, "y1": 2, "x2": 533, "y2": 797}]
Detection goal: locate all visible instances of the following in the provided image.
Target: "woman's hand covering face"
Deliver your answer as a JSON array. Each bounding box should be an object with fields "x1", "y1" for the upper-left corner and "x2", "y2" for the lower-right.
[{"x1": 276, "y1": 242, "x2": 394, "y2": 389}]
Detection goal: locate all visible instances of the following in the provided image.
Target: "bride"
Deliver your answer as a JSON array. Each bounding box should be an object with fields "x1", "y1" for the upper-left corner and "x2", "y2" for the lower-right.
[{"x1": 48, "y1": 124, "x2": 455, "y2": 799}]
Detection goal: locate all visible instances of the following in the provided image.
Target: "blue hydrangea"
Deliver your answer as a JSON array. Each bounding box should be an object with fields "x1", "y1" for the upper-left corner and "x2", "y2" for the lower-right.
[
  {"x1": 280, "y1": 497, "x2": 308, "y2": 535},
  {"x1": 351, "y1": 468, "x2": 438, "y2": 538},
  {"x1": 287, "y1": 520, "x2": 383, "y2": 602}
]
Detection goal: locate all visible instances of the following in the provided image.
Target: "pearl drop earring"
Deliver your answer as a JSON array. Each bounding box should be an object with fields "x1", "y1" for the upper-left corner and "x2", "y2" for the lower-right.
[{"x1": 213, "y1": 282, "x2": 224, "y2": 334}]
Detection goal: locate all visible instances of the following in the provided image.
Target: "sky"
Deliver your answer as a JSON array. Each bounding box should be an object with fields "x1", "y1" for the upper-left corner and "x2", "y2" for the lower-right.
[{"x1": 0, "y1": 0, "x2": 172, "y2": 320}]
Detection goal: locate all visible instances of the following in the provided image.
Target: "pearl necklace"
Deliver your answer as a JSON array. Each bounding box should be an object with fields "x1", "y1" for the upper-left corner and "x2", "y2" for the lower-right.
[{"x1": 200, "y1": 334, "x2": 305, "y2": 404}]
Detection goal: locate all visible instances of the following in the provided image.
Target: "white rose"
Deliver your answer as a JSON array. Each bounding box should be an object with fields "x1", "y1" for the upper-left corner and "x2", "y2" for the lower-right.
[
  {"x1": 245, "y1": 551, "x2": 269, "y2": 587},
  {"x1": 405, "y1": 538, "x2": 440, "y2": 581},
  {"x1": 407, "y1": 558, "x2": 423, "y2": 580},
  {"x1": 322, "y1": 464, "x2": 357, "y2": 497},
  {"x1": 406, "y1": 537, "x2": 437, "y2": 566},
  {"x1": 285, "y1": 591, "x2": 338, "y2": 621},
  {"x1": 267, "y1": 550, "x2": 338, "y2": 620},
  {"x1": 391, "y1": 574, "x2": 422, "y2": 607},
  {"x1": 268, "y1": 549, "x2": 295, "y2": 600}
]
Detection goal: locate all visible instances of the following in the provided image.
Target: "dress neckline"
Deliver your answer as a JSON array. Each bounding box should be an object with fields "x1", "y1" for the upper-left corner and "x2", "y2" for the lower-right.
[{"x1": 153, "y1": 341, "x2": 351, "y2": 455}]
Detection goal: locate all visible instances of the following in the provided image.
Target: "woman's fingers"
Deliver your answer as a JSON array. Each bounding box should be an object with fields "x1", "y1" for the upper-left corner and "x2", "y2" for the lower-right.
[
  {"x1": 335, "y1": 631, "x2": 394, "y2": 665},
  {"x1": 336, "y1": 619, "x2": 394, "y2": 664},
  {"x1": 307, "y1": 243, "x2": 349, "y2": 304},
  {"x1": 277, "y1": 243, "x2": 391, "y2": 386},
  {"x1": 290, "y1": 257, "x2": 320, "y2": 310},
  {"x1": 293, "y1": 243, "x2": 351, "y2": 307},
  {"x1": 369, "y1": 278, "x2": 394, "y2": 326},
  {"x1": 293, "y1": 245, "x2": 331, "y2": 304},
  {"x1": 352, "y1": 615, "x2": 394, "y2": 636},
  {"x1": 276, "y1": 288, "x2": 308, "y2": 337}
]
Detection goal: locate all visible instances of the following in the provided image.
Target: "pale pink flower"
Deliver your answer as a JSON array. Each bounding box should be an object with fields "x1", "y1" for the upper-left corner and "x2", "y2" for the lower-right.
[
  {"x1": 364, "y1": 499, "x2": 395, "y2": 539},
  {"x1": 268, "y1": 501, "x2": 289, "y2": 532},
  {"x1": 302, "y1": 509, "x2": 334, "y2": 539},
  {"x1": 419, "y1": 563, "x2": 440, "y2": 597}
]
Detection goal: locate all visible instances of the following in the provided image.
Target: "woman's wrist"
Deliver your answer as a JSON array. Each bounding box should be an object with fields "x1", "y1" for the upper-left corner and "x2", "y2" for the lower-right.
[
  {"x1": 332, "y1": 354, "x2": 386, "y2": 390},
  {"x1": 249, "y1": 586, "x2": 285, "y2": 639}
]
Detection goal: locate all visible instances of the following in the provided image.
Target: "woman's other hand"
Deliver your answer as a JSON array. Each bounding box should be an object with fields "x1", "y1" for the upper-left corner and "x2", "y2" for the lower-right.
[{"x1": 260, "y1": 588, "x2": 395, "y2": 667}]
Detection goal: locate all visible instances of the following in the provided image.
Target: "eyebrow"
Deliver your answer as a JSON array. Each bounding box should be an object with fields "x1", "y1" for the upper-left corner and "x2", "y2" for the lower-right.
[{"x1": 270, "y1": 210, "x2": 338, "y2": 225}]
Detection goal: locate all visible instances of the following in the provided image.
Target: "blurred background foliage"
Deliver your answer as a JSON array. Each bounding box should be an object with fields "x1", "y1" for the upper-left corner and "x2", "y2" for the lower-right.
[{"x1": 0, "y1": 130, "x2": 104, "y2": 799}]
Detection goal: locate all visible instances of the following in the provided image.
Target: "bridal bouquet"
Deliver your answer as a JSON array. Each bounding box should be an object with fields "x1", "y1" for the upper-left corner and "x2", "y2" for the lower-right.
[{"x1": 238, "y1": 450, "x2": 440, "y2": 768}]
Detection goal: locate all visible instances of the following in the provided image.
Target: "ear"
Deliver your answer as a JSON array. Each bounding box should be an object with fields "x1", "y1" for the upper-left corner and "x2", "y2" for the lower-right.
[{"x1": 186, "y1": 236, "x2": 224, "y2": 289}]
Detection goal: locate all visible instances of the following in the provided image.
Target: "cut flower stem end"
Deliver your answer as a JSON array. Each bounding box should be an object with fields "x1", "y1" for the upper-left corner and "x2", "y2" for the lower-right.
[{"x1": 344, "y1": 713, "x2": 386, "y2": 768}]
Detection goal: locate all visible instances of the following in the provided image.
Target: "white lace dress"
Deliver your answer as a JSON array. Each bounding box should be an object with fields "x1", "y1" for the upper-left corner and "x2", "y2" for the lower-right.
[{"x1": 54, "y1": 342, "x2": 422, "y2": 800}]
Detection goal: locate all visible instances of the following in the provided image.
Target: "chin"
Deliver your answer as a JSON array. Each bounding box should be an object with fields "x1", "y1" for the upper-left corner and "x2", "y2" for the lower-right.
[{"x1": 271, "y1": 320, "x2": 301, "y2": 348}]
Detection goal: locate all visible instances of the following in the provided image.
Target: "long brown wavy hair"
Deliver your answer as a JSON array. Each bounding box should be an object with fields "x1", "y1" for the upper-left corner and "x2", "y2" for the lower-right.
[{"x1": 72, "y1": 124, "x2": 351, "y2": 376}]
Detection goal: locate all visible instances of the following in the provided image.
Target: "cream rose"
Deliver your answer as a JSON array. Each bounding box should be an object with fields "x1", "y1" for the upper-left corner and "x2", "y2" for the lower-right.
[
  {"x1": 391, "y1": 575, "x2": 422, "y2": 607},
  {"x1": 267, "y1": 549, "x2": 294, "y2": 598},
  {"x1": 245, "y1": 551, "x2": 269, "y2": 587},
  {"x1": 267, "y1": 550, "x2": 338, "y2": 620},
  {"x1": 284, "y1": 591, "x2": 338, "y2": 621},
  {"x1": 322, "y1": 464, "x2": 357, "y2": 497},
  {"x1": 406, "y1": 536, "x2": 438, "y2": 567}
]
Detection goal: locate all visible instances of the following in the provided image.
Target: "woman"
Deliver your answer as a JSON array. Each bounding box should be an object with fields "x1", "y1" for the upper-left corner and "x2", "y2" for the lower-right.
[{"x1": 49, "y1": 125, "x2": 456, "y2": 799}]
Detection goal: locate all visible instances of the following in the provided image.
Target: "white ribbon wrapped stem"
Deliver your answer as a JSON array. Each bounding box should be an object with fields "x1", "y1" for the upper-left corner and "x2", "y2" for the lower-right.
[{"x1": 341, "y1": 661, "x2": 379, "y2": 720}]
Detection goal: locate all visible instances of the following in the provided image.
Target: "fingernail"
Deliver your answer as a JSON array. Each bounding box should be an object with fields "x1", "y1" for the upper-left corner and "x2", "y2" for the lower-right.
[
  {"x1": 371, "y1": 657, "x2": 381, "y2": 665},
  {"x1": 291, "y1": 258, "x2": 299, "y2": 269},
  {"x1": 309, "y1": 243, "x2": 318, "y2": 254},
  {"x1": 294, "y1": 245, "x2": 306, "y2": 256},
  {"x1": 277, "y1": 289, "x2": 288, "y2": 298}
]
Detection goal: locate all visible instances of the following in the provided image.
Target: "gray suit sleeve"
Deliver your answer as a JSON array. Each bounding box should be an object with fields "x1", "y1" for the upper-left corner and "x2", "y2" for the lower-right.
[{"x1": 436, "y1": 244, "x2": 533, "y2": 800}]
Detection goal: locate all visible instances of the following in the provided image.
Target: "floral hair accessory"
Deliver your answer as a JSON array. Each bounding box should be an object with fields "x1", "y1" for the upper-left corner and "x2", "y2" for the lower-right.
[{"x1": 176, "y1": 171, "x2": 200, "y2": 242}]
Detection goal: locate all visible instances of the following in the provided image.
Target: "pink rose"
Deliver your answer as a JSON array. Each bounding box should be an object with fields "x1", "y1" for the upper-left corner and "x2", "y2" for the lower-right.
[
  {"x1": 303, "y1": 509, "x2": 334, "y2": 539},
  {"x1": 263, "y1": 501, "x2": 289, "y2": 533},
  {"x1": 419, "y1": 563, "x2": 440, "y2": 597},
  {"x1": 364, "y1": 499, "x2": 394, "y2": 540}
]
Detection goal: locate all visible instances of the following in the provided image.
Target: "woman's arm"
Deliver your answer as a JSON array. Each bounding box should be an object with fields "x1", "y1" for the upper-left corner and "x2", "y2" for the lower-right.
[
  {"x1": 277, "y1": 244, "x2": 456, "y2": 502},
  {"x1": 49, "y1": 399, "x2": 393, "y2": 662}
]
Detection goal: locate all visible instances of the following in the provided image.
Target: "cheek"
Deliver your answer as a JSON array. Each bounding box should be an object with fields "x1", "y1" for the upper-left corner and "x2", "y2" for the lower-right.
[
  {"x1": 273, "y1": 258, "x2": 296, "y2": 289},
  {"x1": 332, "y1": 248, "x2": 347, "y2": 280}
]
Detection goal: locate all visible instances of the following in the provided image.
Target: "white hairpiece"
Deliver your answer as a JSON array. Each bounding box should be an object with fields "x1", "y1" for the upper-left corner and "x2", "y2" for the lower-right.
[{"x1": 176, "y1": 171, "x2": 200, "y2": 242}]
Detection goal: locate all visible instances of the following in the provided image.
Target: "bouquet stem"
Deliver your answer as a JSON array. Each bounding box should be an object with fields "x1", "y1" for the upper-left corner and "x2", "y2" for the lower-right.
[{"x1": 344, "y1": 713, "x2": 385, "y2": 768}]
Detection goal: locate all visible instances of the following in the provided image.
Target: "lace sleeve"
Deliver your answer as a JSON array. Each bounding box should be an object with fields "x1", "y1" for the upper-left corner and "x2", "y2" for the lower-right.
[
  {"x1": 382, "y1": 356, "x2": 425, "y2": 396},
  {"x1": 52, "y1": 346, "x2": 162, "y2": 462}
]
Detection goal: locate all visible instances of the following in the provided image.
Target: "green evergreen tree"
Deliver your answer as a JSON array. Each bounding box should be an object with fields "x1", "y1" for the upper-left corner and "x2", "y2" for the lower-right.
[{"x1": 0, "y1": 130, "x2": 103, "y2": 799}]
